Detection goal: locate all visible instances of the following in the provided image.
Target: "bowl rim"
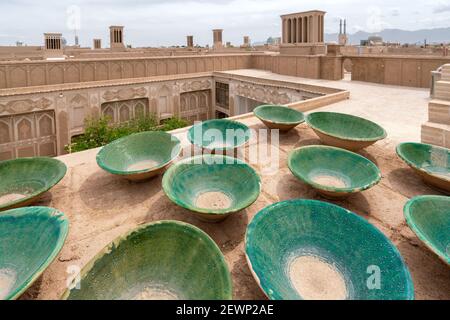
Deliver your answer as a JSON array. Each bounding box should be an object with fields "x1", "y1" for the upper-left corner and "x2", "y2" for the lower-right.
[
  {"x1": 306, "y1": 112, "x2": 388, "y2": 142},
  {"x1": 0, "y1": 157, "x2": 67, "y2": 211},
  {"x1": 396, "y1": 142, "x2": 450, "y2": 183},
  {"x1": 61, "y1": 220, "x2": 233, "y2": 300},
  {"x1": 1, "y1": 206, "x2": 69, "y2": 300},
  {"x1": 288, "y1": 145, "x2": 382, "y2": 194},
  {"x1": 404, "y1": 195, "x2": 450, "y2": 265},
  {"x1": 162, "y1": 154, "x2": 261, "y2": 215},
  {"x1": 245, "y1": 199, "x2": 415, "y2": 300},
  {"x1": 187, "y1": 119, "x2": 251, "y2": 151},
  {"x1": 96, "y1": 131, "x2": 182, "y2": 176},
  {"x1": 253, "y1": 105, "x2": 306, "y2": 126}
]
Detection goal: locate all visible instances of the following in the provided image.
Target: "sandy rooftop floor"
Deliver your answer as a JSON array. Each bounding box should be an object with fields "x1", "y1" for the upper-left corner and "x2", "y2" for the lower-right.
[{"x1": 19, "y1": 76, "x2": 450, "y2": 301}]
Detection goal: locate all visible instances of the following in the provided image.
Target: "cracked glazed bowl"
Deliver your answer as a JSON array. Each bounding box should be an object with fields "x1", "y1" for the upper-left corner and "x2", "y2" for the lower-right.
[
  {"x1": 0, "y1": 207, "x2": 69, "y2": 300},
  {"x1": 96, "y1": 131, "x2": 181, "y2": 181},
  {"x1": 62, "y1": 221, "x2": 232, "y2": 300},
  {"x1": 187, "y1": 119, "x2": 251, "y2": 153},
  {"x1": 404, "y1": 196, "x2": 450, "y2": 265},
  {"x1": 396, "y1": 142, "x2": 449, "y2": 193},
  {"x1": 306, "y1": 112, "x2": 387, "y2": 151},
  {"x1": 288, "y1": 146, "x2": 381, "y2": 198},
  {"x1": 246, "y1": 200, "x2": 414, "y2": 300},
  {"x1": 0, "y1": 157, "x2": 67, "y2": 212},
  {"x1": 254, "y1": 105, "x2": 305, "y2": 132},
  {"x1": 162, "y1": 155, "x2": 261, "y2": 222}
]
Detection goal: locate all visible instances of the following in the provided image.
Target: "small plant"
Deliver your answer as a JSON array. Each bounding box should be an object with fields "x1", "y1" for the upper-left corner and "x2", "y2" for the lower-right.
[
  {"x1": 161, "y1": 117, "x2": 189, "y2": 131},
  {"x1": 66, "y1": 113, "x2": 188, "y2": 153}
]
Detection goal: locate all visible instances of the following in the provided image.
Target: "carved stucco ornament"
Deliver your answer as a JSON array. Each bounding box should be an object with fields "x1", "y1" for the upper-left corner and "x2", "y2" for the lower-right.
[
  {"x1": 0, "y1": 98, "x2": 53, "y2": 114},
  {"x1": 102, "y1": 87, "x2": 148, "y2": 102},
  {"x1": 181, "y1": 80, "x2": 212, "y2": 92}
]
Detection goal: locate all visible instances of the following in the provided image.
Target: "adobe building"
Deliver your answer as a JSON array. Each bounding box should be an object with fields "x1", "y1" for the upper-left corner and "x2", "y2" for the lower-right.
[
  {"x1": 1, "y1": 10, "x2": 450, "y2": 160},
  {"x1": 242, "y1": 36, "x2": 250, "y2": 48},
  {"x1": 187, "y1": 36, "x2": 194, "y2": 48},
  {"x1": 43, "y1": 33, "x2": 64, "y2": 59},
  {"x1": 110, "y1": 26, "x2": 125, "y2": 51},
  {"x1": 93, "y1": 39, "x2": 102, "y2": 50},
  {"x1": 213, "y1": 29, "x2": 223, "y2": 49},
  {"x1": 280, "y1": 10, "x2": 326, "y2": 55}
]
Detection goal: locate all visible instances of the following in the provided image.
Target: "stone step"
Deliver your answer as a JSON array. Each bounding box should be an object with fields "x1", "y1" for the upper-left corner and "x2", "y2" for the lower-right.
[
  {"x1": 442, "y1": 65, "x2": 450, "y2": 81},
  {"x1": 421, "y1": 121, "x2": 450, "y2": 148},
  {"x1": 429, "y1": 99, "x2": 450, "y2": 124},
  {"x1": 435, "y1": 90, "x2": 450, "y2": 100},
  {"x1": 435, "y1": 81, "x2": 450, "y2": 100},
  {"x1": 442, "y1": 74, "x2": 450, "y2": 82}
]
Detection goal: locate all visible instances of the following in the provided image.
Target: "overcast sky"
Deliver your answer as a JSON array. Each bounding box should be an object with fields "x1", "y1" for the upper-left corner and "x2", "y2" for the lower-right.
[{"x1": 1, "y1": 0, "x2": 449, "y2": 47}]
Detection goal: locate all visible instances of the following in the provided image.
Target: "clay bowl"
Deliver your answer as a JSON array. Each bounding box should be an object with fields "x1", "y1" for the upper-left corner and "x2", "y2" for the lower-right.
[
  {"x1": 254, "y1": 105, "x2": 305, "y2": 132},
  {"x1": 62, "y1": 221, "x2": 232, "y2": 300},
  {"x1": 187, "y1": 119, "x2": 251, "y2": 154},
  {"x1": 404, "y1": 196, "x2": 450, "y2": 265},
  {"x1": 396, "y1": 142, "x2": 449, "y2": 193},
  {"x1": 162, "y1": 155, "x2": 261, "y2": 222},
  {"x1": 306, "y1": 112, "x2": 387, "y2": 151},
  {"x1": 0, "y1": 207, "x2": 69, "y2": 300},
  {"x1": 288, "y1": 146, "x2": 381, "y2": 199},
  {"x1": 96, "y1": 131, "x2": 181, "y2": 181},
  {"x1": 245, "y1": 200, "x2": 414, "y2": 300},
  {"x1": 0, "y1": 157, "x2": 67, "y2": 212}
]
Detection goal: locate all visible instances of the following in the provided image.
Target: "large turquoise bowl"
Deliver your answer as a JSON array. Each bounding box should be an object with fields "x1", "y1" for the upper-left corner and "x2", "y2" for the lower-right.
[
  {"x1": 162, "y1": 155, "x2": 261, "y2": 222},
  {"x1": 404, "y1": 196, "x2": 450, "y2": 265},
  {"x1": 62, "y1": 221, "x2": 232, "y2": 300},
  {"x1": 288, "y1": 146, "x2": 381, "y2": 198},
  {"x1": 187, "y1": 119, "x2": 251, "y2": 152},
  {"x1": 0, "y1": 158, "x2": 67, "y2": 211},
  {"x1": 306, "y1": 112, "x2": 387, "y2": 151},
  {"x1": 397, "y1": 142, "x2": 449, "y2": 193},
  {"x1": 0, "y1": 207, "x2": 69, "y2": 300},
  {"x1": 97, "y1": 131, "x2": 181, "y2": 181},
  {"x1": 254, "y1": 105, "x2": 305, "y2": 132},
  {"x1": 246, "y1": 200, "x2": 414, "y2": 300}
]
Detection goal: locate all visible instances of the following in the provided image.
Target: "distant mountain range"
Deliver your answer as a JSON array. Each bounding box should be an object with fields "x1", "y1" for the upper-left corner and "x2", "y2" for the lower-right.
[{"x1": 325, "y1": 28, "x2": 450, "y2": 45}]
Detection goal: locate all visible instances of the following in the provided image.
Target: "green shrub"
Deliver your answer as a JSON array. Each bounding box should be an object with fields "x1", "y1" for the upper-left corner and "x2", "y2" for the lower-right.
[{"x1": 66, "y1": 114, "x2": 188, "y2": 153}]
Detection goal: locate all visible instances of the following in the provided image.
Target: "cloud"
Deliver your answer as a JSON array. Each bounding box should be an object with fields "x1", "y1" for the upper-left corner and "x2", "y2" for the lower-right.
[{"x1": 434, "y1": 5, "x2": 450, "y2": 13}]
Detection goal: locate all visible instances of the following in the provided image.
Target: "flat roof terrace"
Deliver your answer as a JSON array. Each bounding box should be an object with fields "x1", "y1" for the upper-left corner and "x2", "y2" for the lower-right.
[
  {"x1": 224, "y1": 69, "x2": 430, "y2": 144},
  {"x1": 18, "y1": 75, "x2": 449, "y2": 300}
]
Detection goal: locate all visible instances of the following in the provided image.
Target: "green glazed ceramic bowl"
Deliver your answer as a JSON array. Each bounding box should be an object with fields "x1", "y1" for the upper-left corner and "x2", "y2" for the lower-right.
[
  {"x1": 187, "y1": 119, "x2": 251, "y2": 152},
  {"x1": 162, "y1": 155, "x2": 261, "y2": 222},
  {"x1": 0, "y1": 207, "x2": 69, "y2": 300},
  {"x1": 306, "y1": 112, "x2": 387, "y2": 151},
  {"x1": 62, "y1": 221, "x2": 232, "y2": 300},
  {"x1": 97, "y1": 131, "x2": 181, "y2": 181},
  {"x1": 288, "y1": 146, "x2": 381, "y2": 198},
  {"x1": 246, "y1": 200, "x2": 414, "y2": 300},
  {"x1": 397, "y1": 142, "x2": 449, "y2": 193},
  {"x1": 404, "y1": 196, "x2": 450, "y2": 265},
  {"x1": 0, "y1": 157, "x2": 67, "y2": 211},
  {"x1": 254, "y1": 105, "x2": 305, "y2": 132}
]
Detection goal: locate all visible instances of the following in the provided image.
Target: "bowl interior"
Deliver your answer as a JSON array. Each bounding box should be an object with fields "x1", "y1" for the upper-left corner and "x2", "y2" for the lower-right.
[
  {"x1": 307, "y1": 112, "x2": 387, "y2": 141},
  {"x1": 0, "y1": 158, "x2": 67, "y2": 210},
  {"x1": 188, "y1": 119, "x2": 251, "y2": 150},
  {"x1": 397, "y1": 143, "x2": 449, "y2": 180},
  {"x1": 65, "y1": 221, "x2": 232, "y2": 300},
  {"x1": 0, "y1": 207, "x2": 69, "y2": 300},
  {"x1": 288, "y1": 146, "x2": 381, "y2": 192},
  {"x1": 254, "y1": 105, "x2": 305, "y2": 124},
  {"x1": 246, "y1": 200, "x2": 414, "y2": 300},
  {"x1": 405, "y1": 196, "x2": 450, "y2": 264},
  {"x1": 163, "y1": 155, "x2": 261, "y2": 215},
  {"x1": 97, "y1": 131, "x2": 181, "y2": 175}
]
